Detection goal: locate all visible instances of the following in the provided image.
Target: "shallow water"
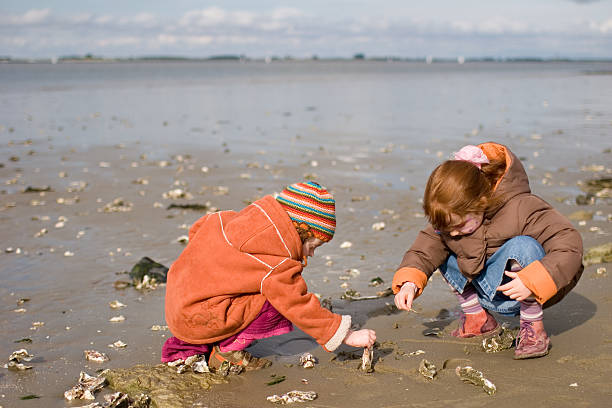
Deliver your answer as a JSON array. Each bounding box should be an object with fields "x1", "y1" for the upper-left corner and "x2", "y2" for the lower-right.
[{"x1": 1, "y1": 60, "x2": 611, "y2": 406}]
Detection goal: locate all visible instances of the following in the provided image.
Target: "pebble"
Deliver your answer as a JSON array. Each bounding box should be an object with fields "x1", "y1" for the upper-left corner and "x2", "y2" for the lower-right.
[{"x1": 340, "y1": 241, "x2": 352, "y2": 249}]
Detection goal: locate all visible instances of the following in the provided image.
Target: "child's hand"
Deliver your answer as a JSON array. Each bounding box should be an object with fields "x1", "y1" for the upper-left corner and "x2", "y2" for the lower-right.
[
  {"x1": 394, "y1": 282, "x2": 417, "y2": 311},
  {"x1": 496, "y1": 271, "x2": 533, "y2": 301},
  {"x1": 343, "y1": 329, "x2": 376, "y2": 348}
]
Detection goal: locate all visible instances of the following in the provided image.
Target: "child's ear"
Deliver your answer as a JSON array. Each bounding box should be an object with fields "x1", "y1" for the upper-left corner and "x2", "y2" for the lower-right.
[{"x1": 479, "y1": 195, "x2": 489, "y2": 207}]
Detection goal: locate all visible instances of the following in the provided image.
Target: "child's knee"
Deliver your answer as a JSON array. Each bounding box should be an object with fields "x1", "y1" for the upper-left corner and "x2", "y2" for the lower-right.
[{"x1": 506, "y1": 236, "x2": 545, "y2": 263}]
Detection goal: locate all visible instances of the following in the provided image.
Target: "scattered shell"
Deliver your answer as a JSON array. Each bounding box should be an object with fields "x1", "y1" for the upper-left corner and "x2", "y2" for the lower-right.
[
  {"x1": 299, "y1": 353, "x2": 317, "y2": 369},
  {"x1": 13, "y1": 308, "x2": 27, "y2": 313},
  {"x1": 371, "y1": 222, "x2": 386, "y2": 231},
  {"x1": 482, "y1": 324, "x2": 517, "y2": 353},
  {"x1": 213, "y1": 186, "x2": 229, "y2": 195},
  {"x1": 345, "y1": 268, "x2": 360, "y2": 278},
  {"x1": 84, "y1": 350, "x2": 110, "y2": 363},
  {"x1": 109, "y1": 300, "x2": 126, "y2": 309},
  {"x1": 456, "y1": 366, "x2": 496, "y2": 395},
  {"x1": 64, "y1": 251, "x2": 75, "y2": 257},
  {"x1": 64, "y1": 371, "x2": 107, "y2": 401},
  {"x1": 176, "y1": 235, "x2": 189, "y2": 244},
  {"x1": 109, "y1": 315, "x2": 125, "y2": 323},
  {"x1": 369, "y1": 277, "x2": 384, "y2": 286},
  {"x1": 267, "y1": 390, "x2": 317, "y2": 404},
  {"x1": 340, "y1": 241, "x2": 353, "y2": 249},
  {"x1": 163, "y1": 189, "x2": 193, "y2": 200},
  {"x1": 150, "y1": 325, "x2": 168, "y2": 331},
  {"x1": 67, "y1": 180, "x2": 88, "y2": 192},
  {"x1": 100, "y1": 198, "x2": 133, "y2": 213},
  {"x1": 569, "y1": 383, "x2": 579, "y2": 387},
  {"x1": 596, "y1": 267, "x2": 607, "y2": 277},
  {"x1": 351, "y1": 195, "x2": 370, "y2": 202},
  {"x1": 172, "y1": 354, "x2": 210, "y2": 374},
  {"x1": 34, "y1": 228, "x2": 48, "y2": 237},
  {"x1": 409, "y1": 350, "x2": 426, "y2": 356},
  {"x1": 132, "y1": 178, "x2": 149, "y2": 185},
  {"x1": 4, "y1": 349, "x2": 34, "y2": 370},
  {"x1": 135, "y1": 275, "x2": 158, "y2": 290},
  {"x1": 360, "y1": 347, "x2": 374, "y2": 372},
  {"x1": 108, "y1": 340, "x2": 127, "y2": 349},
  {"x1": 418, "y1": 359, "x2": 437, "y2": 380}
]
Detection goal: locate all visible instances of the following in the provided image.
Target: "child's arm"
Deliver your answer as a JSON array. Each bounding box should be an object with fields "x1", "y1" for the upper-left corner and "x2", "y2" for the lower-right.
[
  {"x1": 392, "y1": 226, "x2": 449, "y2": 297},
  {"x1": 261, "y1": 259, "x2": 354, "y2": 351},
  {"x1": 516, "y1": 196, "x2": 584, "y2": 304}
]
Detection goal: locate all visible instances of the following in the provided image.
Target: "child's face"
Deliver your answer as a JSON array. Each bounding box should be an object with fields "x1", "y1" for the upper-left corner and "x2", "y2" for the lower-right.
[
  {"x1": 302, "y1": 237, "x2": 324, "y2": 258},
  {"x1": 446, "y1": 212, "x2": 484, "y2": 236}
]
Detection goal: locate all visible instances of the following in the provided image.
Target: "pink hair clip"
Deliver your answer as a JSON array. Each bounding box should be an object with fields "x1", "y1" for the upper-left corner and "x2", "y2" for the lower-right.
[{"x1": 453, "y1": 145, "x2": 490, "y2": 169}]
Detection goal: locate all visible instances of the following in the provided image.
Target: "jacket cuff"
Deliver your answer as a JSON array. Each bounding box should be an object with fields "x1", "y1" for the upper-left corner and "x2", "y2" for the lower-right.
[
  {"x1": 517, "y1": 260, "x2": 558, "y2": 304},
  {"x1": 392, "y1": 267, "x2": 428, "y2": 297},
  {"x1": 323, "y1": 315, "x2": 351, "y2": 352}
]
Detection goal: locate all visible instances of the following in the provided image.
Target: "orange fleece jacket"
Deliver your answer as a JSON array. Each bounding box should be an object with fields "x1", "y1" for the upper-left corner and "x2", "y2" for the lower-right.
[{"x1": 165, "y1": 195, "x2": 350, "y2": 351}]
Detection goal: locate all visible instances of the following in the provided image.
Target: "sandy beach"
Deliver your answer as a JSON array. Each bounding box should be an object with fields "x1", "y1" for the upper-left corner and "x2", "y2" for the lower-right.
[{"x1": 1, "y1": 61, "x2": 611, "y2": 407}]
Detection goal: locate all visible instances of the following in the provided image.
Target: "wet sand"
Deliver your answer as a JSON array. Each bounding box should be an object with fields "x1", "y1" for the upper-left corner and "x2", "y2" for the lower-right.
[{"x1": 1, "y1": 135, "x2": 611, "y2": 407}]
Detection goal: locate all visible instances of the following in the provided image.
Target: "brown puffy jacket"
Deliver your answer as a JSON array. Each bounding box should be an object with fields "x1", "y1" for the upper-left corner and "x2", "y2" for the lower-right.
[
  {"x1": 165, "y1": 195, "x2": 350, "y2": 351},
  {"x1": 392, "y1": 142, "x2": 583, "y2": 307}
]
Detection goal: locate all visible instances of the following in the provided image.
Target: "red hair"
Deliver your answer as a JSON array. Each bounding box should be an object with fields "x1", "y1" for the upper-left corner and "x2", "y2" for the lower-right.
[{"x1": 423, "y1": 158, "x2": 505, "y2": 231}]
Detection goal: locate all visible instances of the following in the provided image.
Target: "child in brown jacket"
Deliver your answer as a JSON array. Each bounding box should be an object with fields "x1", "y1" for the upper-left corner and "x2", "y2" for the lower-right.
[{"x1": 393, "y1": 142, "x2": 583, "y2": 359}]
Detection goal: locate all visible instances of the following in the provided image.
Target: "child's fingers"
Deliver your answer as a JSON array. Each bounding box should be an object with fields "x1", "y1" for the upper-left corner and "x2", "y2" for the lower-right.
[{"x1": 504, "y1": 270, "x2": 518, "y2": 279}]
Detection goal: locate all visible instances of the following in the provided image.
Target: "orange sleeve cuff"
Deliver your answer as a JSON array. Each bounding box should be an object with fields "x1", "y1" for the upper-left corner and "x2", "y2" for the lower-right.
[
  {"x1": 517, "y1": 260, "x2": 558, "y2": 304},
  {"x1": 392, "y1": 267, "x2": 428, "y2": 298}
]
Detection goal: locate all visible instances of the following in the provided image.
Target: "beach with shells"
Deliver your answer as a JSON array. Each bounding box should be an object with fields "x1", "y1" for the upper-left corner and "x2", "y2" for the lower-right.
[{"x1": 1, "y1": 61, "x2": 611, "y2": 407}]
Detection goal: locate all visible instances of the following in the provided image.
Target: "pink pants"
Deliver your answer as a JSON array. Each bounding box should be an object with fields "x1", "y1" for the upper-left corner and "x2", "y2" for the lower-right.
[{"x1": 161, "y1": 301, "x2": 293, "y2": 362}]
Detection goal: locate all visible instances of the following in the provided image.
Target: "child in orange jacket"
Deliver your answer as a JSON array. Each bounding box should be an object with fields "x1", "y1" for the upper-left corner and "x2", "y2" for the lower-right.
[{"x1": 163, "y1": 181, "x2": 376, "y2": 370}]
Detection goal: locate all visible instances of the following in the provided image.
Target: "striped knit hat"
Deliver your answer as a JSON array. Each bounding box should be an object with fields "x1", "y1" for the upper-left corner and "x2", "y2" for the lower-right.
[{"x1": 276, "y1": 181, "x2": 336, "y2": 242}]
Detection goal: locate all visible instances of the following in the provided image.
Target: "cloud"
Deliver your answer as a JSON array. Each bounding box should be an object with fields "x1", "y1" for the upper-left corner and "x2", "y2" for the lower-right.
[
  {"x1": 1, "y1": 6, "x2": 610, "y2": 58},
  {"x1": 2, "y1": 8, "x2": 50, "y2": 25}
]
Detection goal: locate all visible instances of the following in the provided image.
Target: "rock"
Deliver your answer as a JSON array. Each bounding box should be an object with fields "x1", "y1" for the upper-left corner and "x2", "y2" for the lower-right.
[
  {"x1": 568, "y1": 210, "x2": 593, "y2": 221},
  {"x1": 129, "y1": 257, "x2": 169, "y2": 283},
  {"x1": 583, "y1": 242, "x2": 612, "y2": 266},
  {"x1": 103, "y1": 364, "x2": 227, "y2": 408}
]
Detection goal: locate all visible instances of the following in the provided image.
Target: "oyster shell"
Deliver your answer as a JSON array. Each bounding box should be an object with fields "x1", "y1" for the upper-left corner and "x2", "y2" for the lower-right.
[
  {"x1": 267, "y1": 390, "x2": 317, "y2": 404},
  {"x1": 172, "y1": 354, "x2": 210, "y2": 374},
  {"x1": 482, "y1": 324, "x2": 517, "y2": 353},
  {"x1": 105, "y1": 391, "x2": 151, "y2": 408},
  {"x1": 108, "y1": 340, "x2": 127, "y2": 349},
  {"x1": 109, "y1": 300, "x2": 126, "y2": 309},
  {"x1": 360, "y1": 347, "x2": 374, "y2": 372},
  {"x1": 84, "y1": 350, "x2": 110, "y2": 363},
  {"x1": 64, "y1": 371, "x2": 107, "y2": 400},
  {"x1": 455, "y1": 366, "x2": 496, "y2": 395},
  {"x1": 4, "y1": 349, "x2": 34, "y2": 370},
  {"x1": 418, "y1": 359, "x2": 437, "y2": 380},
  {"x1": 299, "y1": 353, "x2": 317, "y2": 369}
]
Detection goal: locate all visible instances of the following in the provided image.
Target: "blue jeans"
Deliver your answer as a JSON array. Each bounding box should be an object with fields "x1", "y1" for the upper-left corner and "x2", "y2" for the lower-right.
[{"x1": 439, "y1": 236, "x2": 545, "y2": 316}]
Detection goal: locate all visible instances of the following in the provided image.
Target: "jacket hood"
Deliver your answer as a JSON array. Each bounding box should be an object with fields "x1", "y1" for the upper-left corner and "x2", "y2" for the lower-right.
[
  {"x1": 479, "y1": 142, "x2": 531, "y2": 203},
  {"x1": 222, "y1": 195, "x2": 303, "y2": 260}
]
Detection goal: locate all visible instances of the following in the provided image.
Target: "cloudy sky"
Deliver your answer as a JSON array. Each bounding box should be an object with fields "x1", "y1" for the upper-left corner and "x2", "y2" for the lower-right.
[{"x1": 1, "y1": 0, "x2": 611, "y2": 59}]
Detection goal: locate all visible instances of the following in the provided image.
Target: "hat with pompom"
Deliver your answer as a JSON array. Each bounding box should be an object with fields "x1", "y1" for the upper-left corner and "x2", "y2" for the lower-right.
[{"x1": 276, "y1": 181, "x2": 336, "y2": 242}]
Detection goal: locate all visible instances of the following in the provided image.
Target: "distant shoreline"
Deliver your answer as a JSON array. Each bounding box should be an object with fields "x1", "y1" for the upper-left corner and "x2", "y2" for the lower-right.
[{"x1": 2, "y1": 55, "x2": 612, "y2": 64}]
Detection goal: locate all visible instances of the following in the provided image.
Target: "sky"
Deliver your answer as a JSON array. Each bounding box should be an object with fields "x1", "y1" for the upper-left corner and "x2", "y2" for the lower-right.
[{"x1": 1, "y1": 0, "x2": 611, "y2": 59}]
